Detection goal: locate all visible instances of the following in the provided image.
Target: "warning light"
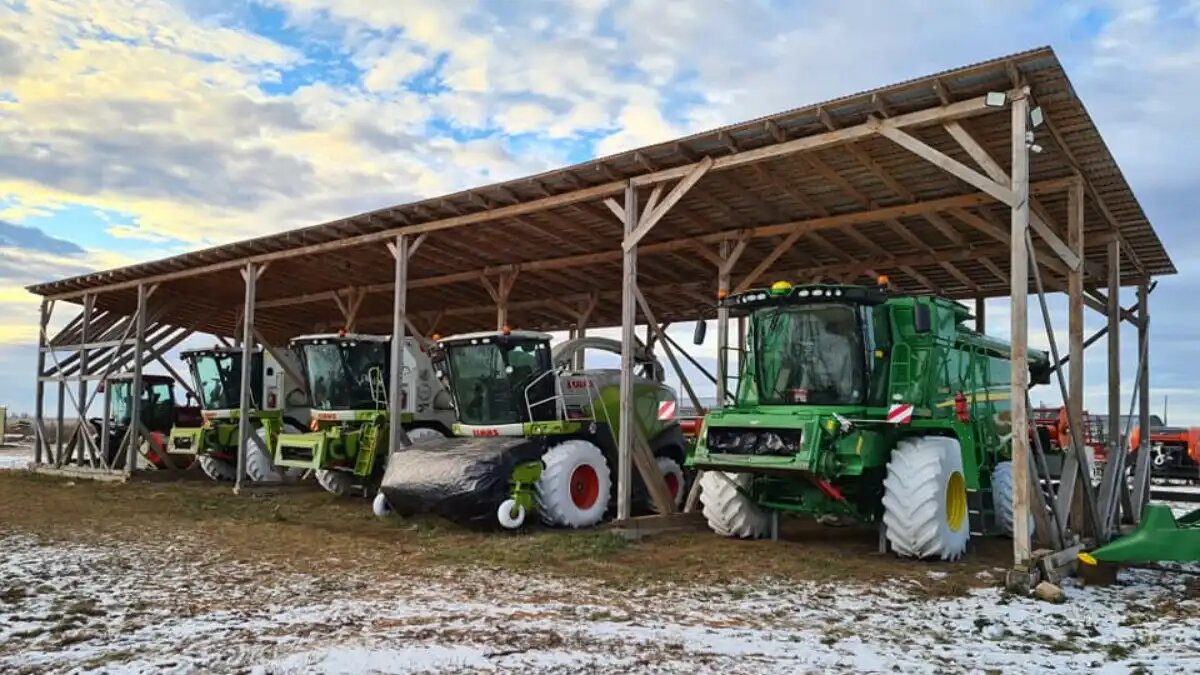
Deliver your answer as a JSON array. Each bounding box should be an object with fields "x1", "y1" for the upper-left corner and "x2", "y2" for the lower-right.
[
  {"x1": 717, "y1": 289, "x2": 729, "y2": 299},
  {"x1": 501, "y1": 324, "x2": 512, "y2": 335},
  {"x1": 431, "y1": 333, "x2": 441, "y2": 342},
  {"x1": 310, "y1": 418, "x2": 319, "y2": 432},
  {"x1": 954, "y1": 391, "x2": 969, "y2": 423},
  {"x1": 770, "y1": 280, "x2": 793, "y2": 295},
  {"x1": 338, "y1": 328, "x2": 348, "y2": 337},
  {"x1": 877, "y1": 275, "x2": 890, "y2": 288}
]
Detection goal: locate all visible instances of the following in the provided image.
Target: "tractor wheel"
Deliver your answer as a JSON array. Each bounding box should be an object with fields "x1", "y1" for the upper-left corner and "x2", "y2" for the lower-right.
[
  {"x1": 991, "y1": 461, "x2": 1035, "y2": 539},
  {"x1": 535, "y1": 440, "x2": 611, "y2": 528},
  {"x1": 882, "y1": 436, "x2": 970, "y2": 561},
  {"x1": 245, "y1": 428, "x2": 283, "y2": 483},
  {"x1": 315, "y1": 469, "x2": 356, "y2": 497},
  {"x1": 698, "y1": 471, "x2": 769, "y2": 538},
  {"x1": 650, "y1": 456, "x2": 686, "y2": 513},
  {"x1": 244, "y1": 425, "x2": 306, "y2": 483},
  {"x1": 199, "y1": 454, "x2": 236, "y2": 482},
  {"x1": 372, "y1": 492, "x2": 393, "y2": 518}
]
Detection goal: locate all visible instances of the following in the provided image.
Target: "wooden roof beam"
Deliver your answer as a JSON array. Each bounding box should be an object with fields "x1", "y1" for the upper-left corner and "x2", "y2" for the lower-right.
[
  {"x1": 38, "y1": 91, "x2": 1012, "y2": 301},
  {"x1": 942, "y1": 119, "x2": 1080, "y2": 271},
  {"x1": 252, "y1": 177, "x2": 1075, "y2": 312}
]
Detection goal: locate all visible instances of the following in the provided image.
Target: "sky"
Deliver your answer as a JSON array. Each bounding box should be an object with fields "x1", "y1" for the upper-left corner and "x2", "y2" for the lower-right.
[{"x1": 0, "y1": 0, "x2": 1198, "y2": 423}]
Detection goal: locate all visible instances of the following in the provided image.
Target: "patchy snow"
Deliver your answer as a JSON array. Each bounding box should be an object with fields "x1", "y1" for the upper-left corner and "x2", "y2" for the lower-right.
[
  {"x1": 1, "y1": 532, "x2": 1198, "y2": 674},
  {"x1": 0, "y1": 445, "x2": 32, "y2": 469}
]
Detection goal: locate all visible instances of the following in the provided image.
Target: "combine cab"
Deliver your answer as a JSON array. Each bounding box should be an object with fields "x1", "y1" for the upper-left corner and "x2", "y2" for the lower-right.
[
  {"x1": 375, "y1": 331, "x2": 689, "y2": 528},
  {"x1": 167, "y1": 347, "x2": 309, "y2": 482},
  {"x1": 273, "y1": 334, "x2": 455, "y2": 496},
  {"x1": 92, "y1": 374, "x2": 201, "y2": 469},
  {"x1": 690, "y1": 280, "x2": 1049, "y2": 560}
]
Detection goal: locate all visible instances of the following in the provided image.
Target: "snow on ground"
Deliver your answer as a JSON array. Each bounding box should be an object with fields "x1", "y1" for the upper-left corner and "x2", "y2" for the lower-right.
[
  {"x1": 1, "y1": 531, "x2": 1198, "y2": 674},
  {"x1": 0, "y1": 444, "x2": 32, "y2": 469}
]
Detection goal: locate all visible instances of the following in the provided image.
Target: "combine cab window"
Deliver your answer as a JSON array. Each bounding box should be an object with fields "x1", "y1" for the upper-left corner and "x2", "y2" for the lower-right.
[
  {"x1": 302, "y1": 341, "x2": 389, "y2": 411},
  {"x1": 189, "y1": 353, "x2": 257, "y2": 410},
  {"x1": 445, "y1": 338, "x2": 554, "y2": 425},
  {"x1": 109, "y1": 380, "x2": 176, "y2": 432},
  {"x1": 755, "y1": 303, "x2": 866, "y2": 405}
]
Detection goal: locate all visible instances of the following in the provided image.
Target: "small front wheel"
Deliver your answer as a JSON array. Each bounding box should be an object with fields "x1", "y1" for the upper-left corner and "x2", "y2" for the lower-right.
[
  {"x1": 372, "y1": 492, "x2": 393, "y2": 518},
  {"x1": 497, "y1": 498, "x2": 526, "y2": 529}
]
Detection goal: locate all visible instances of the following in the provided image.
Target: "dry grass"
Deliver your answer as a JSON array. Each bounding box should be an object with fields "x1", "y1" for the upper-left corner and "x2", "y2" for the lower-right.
[{"x1": 0, "y1": 471, "x2": 1009, "y2": 596}]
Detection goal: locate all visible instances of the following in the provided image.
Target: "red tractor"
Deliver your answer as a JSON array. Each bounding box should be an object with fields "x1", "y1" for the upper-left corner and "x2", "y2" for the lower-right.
[{"x1": 1129, "y1": 417, "x2": 1200, "y2": 482}]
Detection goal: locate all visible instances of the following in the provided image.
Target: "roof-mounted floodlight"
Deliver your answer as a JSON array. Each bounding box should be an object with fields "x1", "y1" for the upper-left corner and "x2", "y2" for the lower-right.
[
  {"x1": 985, "y1": 91, "x2": 1008, "y2": 108},
  {"x1": 1029, "y1": 106, "x2": 1045, "y2": 128}
]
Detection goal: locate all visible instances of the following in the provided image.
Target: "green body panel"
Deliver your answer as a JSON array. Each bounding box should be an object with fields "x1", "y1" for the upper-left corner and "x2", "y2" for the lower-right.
[
  {"x1": 593, "y1": 383, "x2": 669, "y2": 444},
  {"x1": 1085, "y1": 505, "x2": 1200, "y2": 564},
  {"x1": 275, "y1": 412, "x2": 389, "y2": 476},
  {"x1": 692, "y1": 283, "x2": 1046, "y2": 524},
  {"x1": 507, "y1": 461, "x2": 543, "y2": 515},
  {"x1": 167, "y1": 409, "x2": 285, "y2": 458}
]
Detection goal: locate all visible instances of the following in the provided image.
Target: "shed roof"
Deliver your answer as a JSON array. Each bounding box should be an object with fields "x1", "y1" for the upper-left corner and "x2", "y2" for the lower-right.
[{"x1": 28, "y1": 46, "x2": 1173, "y2": 343}]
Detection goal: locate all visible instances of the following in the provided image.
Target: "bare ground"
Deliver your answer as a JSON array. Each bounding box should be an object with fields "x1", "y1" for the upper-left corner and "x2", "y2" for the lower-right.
[{"x1": 0, "y1": 471, "x2": 1197, "y2": 674}]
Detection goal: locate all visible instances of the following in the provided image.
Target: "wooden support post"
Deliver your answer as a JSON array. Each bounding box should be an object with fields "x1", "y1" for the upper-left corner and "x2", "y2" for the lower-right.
[
  {"x1": 716, "y1": 241, "x2": 731, "y2": 408},
  {"x1": 74, "y1": 295, "x2": 94, "y2": 465},
  {"x1": 1131, "y1": 281, "x2": 1152, "y2": 517},
  {"x1": 574, "y1": 294, "x2": 597, "y2": 371},
  {"x1": 235, "y1": 264, "x2": 258, "y2": 491},
  {"x1": 974, "y1": 298, "x2": 985, "y2": 333},
  {"x1": 100, "y1": 380, "x2": 112, "y2": 470},
  {"x1": 1056, "y1": 179, "x2": 1089, "y2": 535},
  {"x1": 33, "y1": 299, "x2": 50, "y2": 465},
  {"x1": 617, "y1": 181, "x2": 638, "y2": 521},
  {"x1": 388, "y1": 235, "x2": 410, "y2": 455},
  {"x1": 1009, "y1": 93, "x2": 1032, "y2": 571},
  {"x1": 1098, "y1": 239, "x2": 1122, "y2": 536},
  {"x1": 125, "y1": 284, "x2": 149, "y2": 474}
]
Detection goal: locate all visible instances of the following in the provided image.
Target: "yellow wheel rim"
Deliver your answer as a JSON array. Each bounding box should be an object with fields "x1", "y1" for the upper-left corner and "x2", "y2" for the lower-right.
[{"x1": 945, "y1": 471, "x2": 967, "y2": 532}]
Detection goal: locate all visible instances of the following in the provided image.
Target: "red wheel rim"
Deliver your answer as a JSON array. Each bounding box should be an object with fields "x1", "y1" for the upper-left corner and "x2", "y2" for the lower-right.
[
  {"x1": 570, "y1": 464, "x2": 600, "y2": 509},
  {"x1": 664, "y1": 472, "x2": 680, "y2": 500}
]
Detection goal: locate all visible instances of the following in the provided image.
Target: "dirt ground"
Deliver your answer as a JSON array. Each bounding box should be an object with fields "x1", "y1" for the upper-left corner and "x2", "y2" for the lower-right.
[{"x1": 1, "y1": 470, "x2": 1198, "y2": 674}]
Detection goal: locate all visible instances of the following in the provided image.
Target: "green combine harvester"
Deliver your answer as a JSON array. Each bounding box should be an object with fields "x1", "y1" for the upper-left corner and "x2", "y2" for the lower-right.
[
  {"x1": 375, "y1": 330, "x2": 688, "y2": 528},
  {"x1": 167, "y1": 346, "x2": 309, "y2": 482},
  {"x1": 273, "y1": 333, "x2": 455, "y2": 496},
  {"x1": 690, "y1": 279, "x2": 1049, "y2": 560}
]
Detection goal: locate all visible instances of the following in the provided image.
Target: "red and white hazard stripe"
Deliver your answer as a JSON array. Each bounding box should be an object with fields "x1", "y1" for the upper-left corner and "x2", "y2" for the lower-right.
[
  {"x1": 657, "y1": 399, "x2": 677, "y2": 421},
  {"x1": 887, "y1": 403, "x2": 914, "y2": 425}
]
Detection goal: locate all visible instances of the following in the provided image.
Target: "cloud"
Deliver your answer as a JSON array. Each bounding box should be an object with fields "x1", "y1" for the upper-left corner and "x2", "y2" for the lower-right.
[
  {"x1": 0, "y1": 221, "x2": 84, "y2": 256},
  {"x1": 0, "y1": 0, "x2": 1198, "y2": 422}
]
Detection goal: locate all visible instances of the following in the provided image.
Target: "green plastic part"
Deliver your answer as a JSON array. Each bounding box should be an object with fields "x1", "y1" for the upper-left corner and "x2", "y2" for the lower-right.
[
  {"x1": 1084, "y1": 504, "x2": 1200, "y2": 564},
  {"x1": 507, "y1": 460, "x2": 543, "y2": 516}
]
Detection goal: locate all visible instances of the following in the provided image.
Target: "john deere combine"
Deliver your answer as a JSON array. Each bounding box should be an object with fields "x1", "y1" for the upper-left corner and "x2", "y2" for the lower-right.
[
  {"x1": 167, "y1": 346, "x2": 309, "y2": 482},
  {"x1": 375, "y1": 331, "x2": 688, "y2": 528},
  {"x1": 273, "y1": 334, "x2": 455, "y2": 496},
  {"x1": 691, "y1": 280, "x2": 1049, "y2": 560}
]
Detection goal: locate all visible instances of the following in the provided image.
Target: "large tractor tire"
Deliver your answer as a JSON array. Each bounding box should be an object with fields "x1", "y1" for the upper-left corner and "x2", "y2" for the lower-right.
[
  {"x1": 991, "y1": 461, "x2": 1035, "y2": 539},
  {"x1": 882, "y1": 436, "x2": 970, "y2": 561},
  {"x1": 315, "y1": 469, "x2": 356, "y2": 497},
  {"x1": 699, "y1": 471, "x2": 770, "y2": 539},
  {"x1": 650, "y1": 456, "x2": 686, "y2": 514},
  {"x1": 199, "y1": 454, "x2": 236, "y2": 482},
  {"x1": 244, "y1": 425, "x2": 307, "y2": 483},
  {"x1": 536, "y1": 440, "x2": 611, "y2": 528}
]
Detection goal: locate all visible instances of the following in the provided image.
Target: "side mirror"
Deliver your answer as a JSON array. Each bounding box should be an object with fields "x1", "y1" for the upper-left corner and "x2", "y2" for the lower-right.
[
  {"x1": 693, "y1": 320, "x2": 707, "y2": 345},
  {"x1": 914, "y1": 304, "x2": 932, "y2": 333}
]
